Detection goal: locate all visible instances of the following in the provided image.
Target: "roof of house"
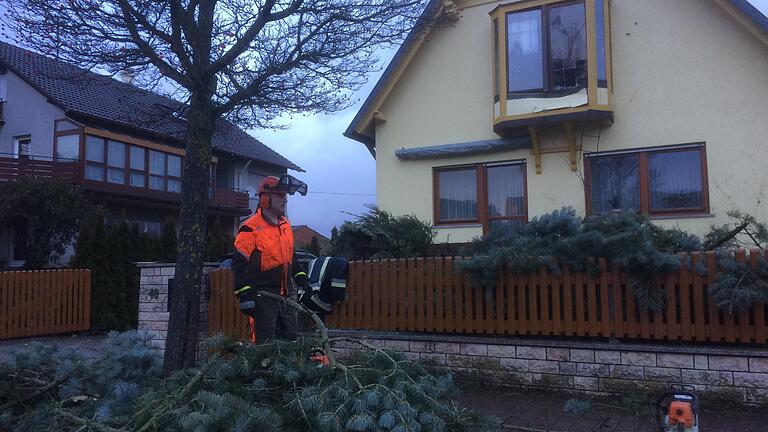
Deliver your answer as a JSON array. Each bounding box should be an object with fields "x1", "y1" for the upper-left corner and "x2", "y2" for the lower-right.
[
  {"x1": 344, "y1": 0, "x2": 768, "y2": 153},
  {"x1": 0, "y1": 41, "x2": 303, "y2": 172}
]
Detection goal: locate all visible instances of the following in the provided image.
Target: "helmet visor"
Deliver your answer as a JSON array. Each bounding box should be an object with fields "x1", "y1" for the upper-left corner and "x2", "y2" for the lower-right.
[{"x1": 272, "y1": 174, "x2": 308, "y2": 196}]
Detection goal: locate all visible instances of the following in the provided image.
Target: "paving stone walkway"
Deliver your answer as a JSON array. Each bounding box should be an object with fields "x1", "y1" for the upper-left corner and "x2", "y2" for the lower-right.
[{"x1": 457, "y1": 385, "x2": 768, "y2": 431}]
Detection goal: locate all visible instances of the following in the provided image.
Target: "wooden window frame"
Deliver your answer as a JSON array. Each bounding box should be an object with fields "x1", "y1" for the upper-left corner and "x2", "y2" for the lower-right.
[
  {"x1": 84, "y1": 134, "x2": 185, "y2": 194},
  {"x1": 433, "y1": 160, "x2": 529, "y2": 234},
  {"x1": 504, "y1": 0, "x2": 588, "y2": 98},
  {"x1": 12, "y1": 134, "x2": 31, "y2": 159},
  {"x1": 584, "y1": 143, "x2": 710, "y2": 217},
  {"x1": 53, "y1": 119, "x2": 83, "y2": 163},
  {"x1": 84, "y1": 136, "x2": 108, "y2": 182}
]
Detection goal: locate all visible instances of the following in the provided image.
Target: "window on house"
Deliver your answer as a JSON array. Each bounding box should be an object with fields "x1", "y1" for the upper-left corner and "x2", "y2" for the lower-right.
[
  {"x1": 486, "y1": 163, "x2": 527, "y2": 235},
  {"x1": 586, "y1": 144, "x2": 708, "y2": 216},
  {"x1": 13, "y1": 135, "x2": 31, "y2": 159},
  {"x1": 437, "y1": 168, "x2": 478, "y2": 222},
  {"x1": 85, "y1": 135, "x2": 106, "y2": 181},
  {"x1": 434, "y1": 161, "x2": 528, "y2": 233},
  {"x1": 130, "y1": 146, "x2": 146, "y2": 187},
  {"x1": 167, "y1": 154, "x2": 182, "y2": 193},
  {"x1": 506, "y1": 1, "x2": 587, "y2": 95},
  {"x1": 149, "y1": 150, "x2": 167, "y2": 191},
  {"x1": 107, "y1": 140, "x2": 126, "y2": 184},
  {"x1": 55, "y1": 134, "x2": 80, "y2": 162},
  {"x1": 84, "y1": 135, "x2": 183, "y2": 193}
]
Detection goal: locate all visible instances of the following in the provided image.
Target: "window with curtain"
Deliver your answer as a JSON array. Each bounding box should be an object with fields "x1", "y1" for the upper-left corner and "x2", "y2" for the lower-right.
[
  {"x1": 487, "y1": 163, "x2": 526, "y2": 235},
  {"x1": 586, "y1": 144, "x2": 708, "y2": 215},
  {"x1": 437, "y1": 168, "x2": 478, "y2": 222},
  {"x1": 435, "y1": 161, "x2": 528, "y2": 233}
]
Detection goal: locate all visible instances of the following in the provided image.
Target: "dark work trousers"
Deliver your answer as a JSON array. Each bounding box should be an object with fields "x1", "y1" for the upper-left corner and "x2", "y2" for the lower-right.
[{"x1": 248, "y1": 295, "x2": 298, "y2": 344}]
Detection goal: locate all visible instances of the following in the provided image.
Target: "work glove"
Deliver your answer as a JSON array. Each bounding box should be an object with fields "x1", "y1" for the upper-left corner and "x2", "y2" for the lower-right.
[{"x1": 234, "y1": 285, "x2": 257, "y2": 314}]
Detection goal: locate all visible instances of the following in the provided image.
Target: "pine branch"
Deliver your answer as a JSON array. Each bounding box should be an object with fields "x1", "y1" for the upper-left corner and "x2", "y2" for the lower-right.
[
  {"x1": 133, "y1": 351, "x2": 223, "y2": 432},
  {"x1": 0, "y1": 376, "x2": 67, "y2": 411},
  {"x1": 54, "y1": 409, "x2": 126, "y2": 432},
  {"x1": 255, "y1": 290, "x2": 336, "y2": 367}
]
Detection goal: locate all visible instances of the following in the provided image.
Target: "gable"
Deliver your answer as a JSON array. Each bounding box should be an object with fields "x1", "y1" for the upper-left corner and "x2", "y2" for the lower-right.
[
  {"x1": 0, "y1": 42, "x2": 303, "y2": 172},
  {"x1": 346, "y1": 0, "x2": 768, "y2": 153}
]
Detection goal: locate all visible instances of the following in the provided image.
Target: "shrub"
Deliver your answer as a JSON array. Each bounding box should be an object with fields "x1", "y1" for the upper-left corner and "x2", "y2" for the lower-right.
[
  {"x1": 0, "y1": 177, "x2": 89, "y2": 269},
  {"x1": 329, "y1": 205, "x2": 436, "y2": 260},
  {"x1": 458, "y1": 208, "x2": 699, "y2": 311}
]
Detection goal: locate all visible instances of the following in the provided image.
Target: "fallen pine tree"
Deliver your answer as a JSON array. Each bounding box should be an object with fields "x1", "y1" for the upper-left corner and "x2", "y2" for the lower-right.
[{"x1": 0, "y1": 293, "x2": 497, "y2": 432}]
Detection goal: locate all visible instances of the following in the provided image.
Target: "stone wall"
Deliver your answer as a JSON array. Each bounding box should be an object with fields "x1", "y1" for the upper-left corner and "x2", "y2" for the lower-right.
[
  {"x1": 137, "y1": 262, "x2": 219, "y2": 356},
  {"x1": 330, "y1": 330, "x2": 768, "y2": 405}
]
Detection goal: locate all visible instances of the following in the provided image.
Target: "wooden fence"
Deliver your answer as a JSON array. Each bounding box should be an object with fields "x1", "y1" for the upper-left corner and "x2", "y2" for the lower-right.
[
  {"x1": 208, "y1": 250, "x2": 768, "y2": 345},
  {"x1": 0, "y1": 269, "x2": 91, "y2": 340},
  {"x1": 208, "y1": 269, "x2": 250, "y2": 340}
]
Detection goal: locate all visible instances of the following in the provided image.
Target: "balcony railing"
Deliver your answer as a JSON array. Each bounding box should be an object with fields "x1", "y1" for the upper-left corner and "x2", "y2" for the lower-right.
[
  {"x1": 0, "y1": 154, "x2": 81, "y2": 183},
  {"x1": 0, "y1": 154, "x2": 249, "y2": 214}
]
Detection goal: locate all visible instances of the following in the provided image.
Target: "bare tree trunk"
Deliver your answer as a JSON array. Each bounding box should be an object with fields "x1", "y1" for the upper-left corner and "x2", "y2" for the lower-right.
[{"x1": 163, "y1": 90, "x2": 215, "y2": 375}]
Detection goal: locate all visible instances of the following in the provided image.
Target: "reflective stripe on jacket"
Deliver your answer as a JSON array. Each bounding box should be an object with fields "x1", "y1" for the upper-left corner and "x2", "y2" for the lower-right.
[{"x1": 232, "y1": 209, "x2": 294, "y2": 296}]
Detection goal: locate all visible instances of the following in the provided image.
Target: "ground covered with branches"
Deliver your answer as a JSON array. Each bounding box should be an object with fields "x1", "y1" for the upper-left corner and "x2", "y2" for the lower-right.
[{"x1": 0, "y1": 331, "x2": 496, "y2": 432}]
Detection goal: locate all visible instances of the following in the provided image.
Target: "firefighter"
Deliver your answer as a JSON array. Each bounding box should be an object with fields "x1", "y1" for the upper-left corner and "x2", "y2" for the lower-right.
[{"x1": 232, "y1": 174, "x2": 308, "y2": 343}]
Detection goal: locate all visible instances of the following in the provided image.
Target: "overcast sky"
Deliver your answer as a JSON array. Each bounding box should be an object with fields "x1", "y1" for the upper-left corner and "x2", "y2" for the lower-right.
[
  {"x1": 1, "y1": 1, "x2": 766, "y2": 238},
  {"x1": 262, "y1": 0, "x2": 768, "y2": 237}
]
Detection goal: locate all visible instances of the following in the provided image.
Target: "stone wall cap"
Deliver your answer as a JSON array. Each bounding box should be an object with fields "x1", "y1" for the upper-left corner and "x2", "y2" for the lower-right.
[
  {"x1": 326, "y1": 330, "x2": 768, "y2": 358},
  {"x1": 135, "y1": 262, "x2": 222, "y2": 268}
]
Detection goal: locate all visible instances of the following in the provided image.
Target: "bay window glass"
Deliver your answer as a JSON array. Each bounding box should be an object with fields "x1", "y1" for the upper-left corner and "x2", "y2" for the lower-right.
[
  {"x1": 107, "y1": 140, "x2": 126, "y2": 184},
  {"x1": 167, "y1": 154, "x2": 182, "y2": 193},
  {"x1": 588, "y1": 153, "x2": 640, "y2": 213},
  {"x1": 595, "y1": 0, "x2": 607, "y2": 85},
  {"x1": 648, "y1": 150, "x2": 704, "y2": 212},
  {"x1": 548, "y1": 3, "x2": 587, "y2": 91},
  {"x1": 507, "y1": 9, "x2": 543, "y2": 92},
  {"x1": 504, "y1": 1, "x2": 590, "y2": 95},
  {"x1": 55, "y1": 134, "x2": 79, "y2": 162},
  {"x1": 85, "y1": 136, "x2": 105, "y2": 181},
  {"x1": 168, "y1": 154, "x2": 182, "y2": 177},
  {"x1": 130, "y1": 146, "x2": 146, "y2": 188},
  {"x1": 149, "y1": 150, "x2": 166, "y2": 191},
  {"x1": 438, "y1": 169, "x2": 477, "y2": 222}
]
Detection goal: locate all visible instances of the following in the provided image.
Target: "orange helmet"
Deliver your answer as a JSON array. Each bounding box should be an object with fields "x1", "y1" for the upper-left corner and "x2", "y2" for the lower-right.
[
  {"x1": 258, "y1": 176, "x2": 282, "y2": 209},
  {"x1": 257, "y1": 174, "x2": 308, "y2": 209}
]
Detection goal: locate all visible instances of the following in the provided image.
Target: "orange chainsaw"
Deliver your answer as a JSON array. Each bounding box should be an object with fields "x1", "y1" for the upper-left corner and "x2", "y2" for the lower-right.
[{"x1": 656, "y1": 390, "x2": 700, "y2": 432}]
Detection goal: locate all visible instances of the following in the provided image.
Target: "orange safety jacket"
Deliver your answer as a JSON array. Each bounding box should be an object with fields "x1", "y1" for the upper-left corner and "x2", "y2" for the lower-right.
[{"x1": 232, "y1": 209, "x2": 294, "y2": 297}]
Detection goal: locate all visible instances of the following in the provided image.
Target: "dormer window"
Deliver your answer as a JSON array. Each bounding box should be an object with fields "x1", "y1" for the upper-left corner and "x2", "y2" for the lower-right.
[{"x1": 491, "y1": 0, "x2": 613, "y2": 137}]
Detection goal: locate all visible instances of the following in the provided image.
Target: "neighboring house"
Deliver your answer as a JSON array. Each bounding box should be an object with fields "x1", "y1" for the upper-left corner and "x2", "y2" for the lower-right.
[
  {"x1": 0, "y1": 41, "x2": 302, "y2": 267},
  {"x1": 292, "y1": 225, "x2": 331, "y2": 253},
  {"x1": 346, "y1": 0, "x2": 768, "y2": 243}
]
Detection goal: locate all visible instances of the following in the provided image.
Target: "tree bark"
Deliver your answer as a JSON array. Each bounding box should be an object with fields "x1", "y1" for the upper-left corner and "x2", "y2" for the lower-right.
[{"x1": 163, "y1": 89, "x2": 216, "y2": 375}]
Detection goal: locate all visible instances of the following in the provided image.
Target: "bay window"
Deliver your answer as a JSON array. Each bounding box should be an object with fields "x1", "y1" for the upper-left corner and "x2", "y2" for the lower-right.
[
  {"x1": 434, "y1": 161, "x2": 528, "y2": 234},
  {"x1": 506, "y1": 2, "x2": 587, "y2": 95},
  {"x1": 491, "y1": 0, "x2": 612, "y2": 134},
  {"x1": 585, "y1": 144, "x2": 708, "y2": 216},
  {"x1": 85, "y1": 134, "x2": 183, "y2": 194}
]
